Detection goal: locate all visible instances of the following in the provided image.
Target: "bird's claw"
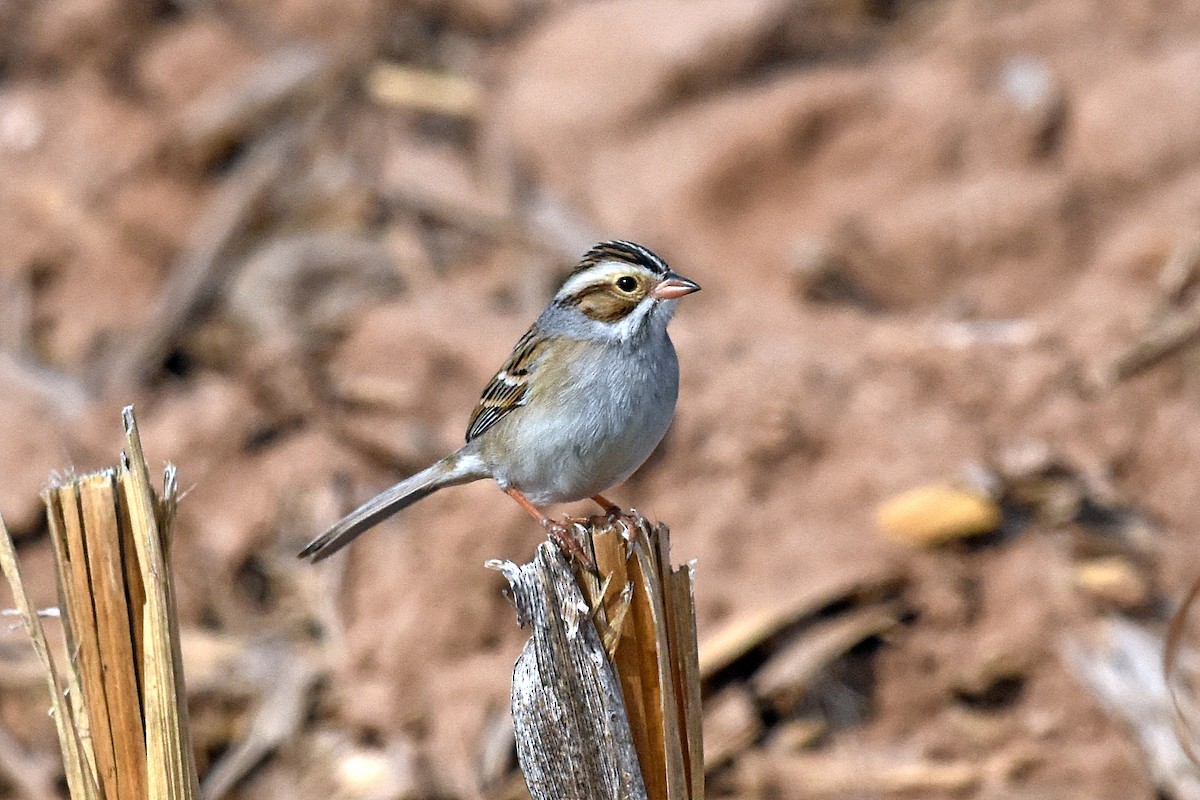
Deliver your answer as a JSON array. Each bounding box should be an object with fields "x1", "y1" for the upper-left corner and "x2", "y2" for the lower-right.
[
  {"x1": 543, "y1": 518, "x2": 596, "y2": 572},
  {"x1": 599, "y1": 506, "x2": 624, "y2": 527},
  {"x1": 592, "y1": 507, "x2": 641, "y2": 542}
]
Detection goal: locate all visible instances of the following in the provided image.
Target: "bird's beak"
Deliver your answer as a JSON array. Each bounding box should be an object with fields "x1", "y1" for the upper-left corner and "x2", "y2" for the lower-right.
[{"x1": 652, "y1": 272, "x2": 701, "y2": 300}]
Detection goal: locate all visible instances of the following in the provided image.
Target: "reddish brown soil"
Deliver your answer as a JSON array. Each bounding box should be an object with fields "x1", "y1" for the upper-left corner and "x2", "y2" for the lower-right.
[{"x1": 3, "y1": 1, "x2": 1200, "y2": 798}]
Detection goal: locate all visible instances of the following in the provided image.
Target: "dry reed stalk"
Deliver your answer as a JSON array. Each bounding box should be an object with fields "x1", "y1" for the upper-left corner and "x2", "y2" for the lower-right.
[
  {"x1": 492, "y1": 514, "x2": 703, "y2": 800},
  {"x1": 0, "y1": 406, "x2": 199, "y2": 800},
  {"x1": 0, "y1": 517, "x2": 99, "y2": 800}
]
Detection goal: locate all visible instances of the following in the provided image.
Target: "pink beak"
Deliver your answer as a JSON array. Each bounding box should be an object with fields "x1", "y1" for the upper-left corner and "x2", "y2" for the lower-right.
[{"x1": 652, "y1": 272, "x2": 701, "y2": 300}]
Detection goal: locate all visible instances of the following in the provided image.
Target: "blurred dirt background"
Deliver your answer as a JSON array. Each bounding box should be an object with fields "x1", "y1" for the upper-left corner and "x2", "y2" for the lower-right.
[{"x1": 5, "y1": 0, "x2": 1200, "y2": 798}]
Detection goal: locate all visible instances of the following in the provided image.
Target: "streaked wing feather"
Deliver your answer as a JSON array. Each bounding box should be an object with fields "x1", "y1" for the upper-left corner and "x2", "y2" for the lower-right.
[{"x1": 466, "y1": 325, "x2": 547, "y2": 442}]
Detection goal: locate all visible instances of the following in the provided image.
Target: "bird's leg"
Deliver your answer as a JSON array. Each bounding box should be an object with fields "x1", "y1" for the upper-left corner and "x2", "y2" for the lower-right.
[
  {"x1": 590, "y1": 493, "x2": 623, "y2": 519},
  {"x1": 504, "y1": 485, "x2": 556, "y2": 526},
  {"x1": 590, "y1": 494, "x2": 641, "y2": 534},
  {"x1": 504, "y1": 487, "x2": 593, "y2": 568}
]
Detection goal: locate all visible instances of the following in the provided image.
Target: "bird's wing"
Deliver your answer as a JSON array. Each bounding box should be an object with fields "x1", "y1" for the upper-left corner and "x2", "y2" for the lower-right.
[{"x1": 465, "y1": 324, "x2": 549, "y2": 442}]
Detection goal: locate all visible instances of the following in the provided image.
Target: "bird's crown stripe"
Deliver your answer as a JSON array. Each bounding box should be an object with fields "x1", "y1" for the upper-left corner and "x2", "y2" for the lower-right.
[{"x1": 571, "y1": 240, "x2": 668, "y2": 277}]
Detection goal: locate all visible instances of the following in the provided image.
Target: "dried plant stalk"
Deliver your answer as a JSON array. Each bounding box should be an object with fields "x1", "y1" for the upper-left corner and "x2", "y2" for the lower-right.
[
  {"x1": 579, "y1": 517, "x2": 703, "y2": 800},
  {"x1": 1, "y1": 406, "x2": 199, "y2": 800},
  {"x1": 0, "y1": 515, "x2": 99, "y2": 800},
  {"x1": 492, "y1": 515, "x2": 703, "y2": 800},
  {"x1": 120, "y1": 407, "x2": 198, "y2": 799},
  {"x1": 491, "y1": 543, "x2": 647, "y2": 800}
]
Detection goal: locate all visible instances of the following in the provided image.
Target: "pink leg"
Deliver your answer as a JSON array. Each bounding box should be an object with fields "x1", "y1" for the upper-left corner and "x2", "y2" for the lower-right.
[
  {"x1": 504, "y1": 487, "x2": 592, "y2": 566},
  {"x1": 591, "y1": 493, "x2": 622, "y2": 517}
]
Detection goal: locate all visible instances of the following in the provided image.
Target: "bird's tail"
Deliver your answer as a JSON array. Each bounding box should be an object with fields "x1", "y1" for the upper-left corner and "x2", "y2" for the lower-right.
[{"x1": 299, "y1": 450, "x2": 487, "y2": 562}]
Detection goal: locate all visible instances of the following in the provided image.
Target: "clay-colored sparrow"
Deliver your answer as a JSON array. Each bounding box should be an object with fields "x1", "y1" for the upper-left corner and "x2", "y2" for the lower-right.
[{"x1": 300, "y1": 240, "x2": 700, "y2": 562}]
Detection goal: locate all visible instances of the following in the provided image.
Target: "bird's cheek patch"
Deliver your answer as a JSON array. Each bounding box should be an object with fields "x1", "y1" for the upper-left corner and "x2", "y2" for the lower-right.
[{"x1": 577, "y1": 289, "x2": 640, "y2": 323}]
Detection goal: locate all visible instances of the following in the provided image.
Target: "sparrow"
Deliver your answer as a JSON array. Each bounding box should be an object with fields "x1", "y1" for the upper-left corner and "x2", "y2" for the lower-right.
[{"x1": 299, "y1": 240, "x2": 700, "y2": 562}]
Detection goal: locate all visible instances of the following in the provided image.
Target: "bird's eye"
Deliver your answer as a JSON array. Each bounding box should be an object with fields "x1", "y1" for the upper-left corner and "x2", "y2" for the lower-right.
[{"x1": 616, "y1": 276, "x2": 638, "y2": 293}]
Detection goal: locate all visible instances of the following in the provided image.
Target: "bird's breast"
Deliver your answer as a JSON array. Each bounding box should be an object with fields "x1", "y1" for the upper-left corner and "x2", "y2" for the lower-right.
[{"x1": 485, "y1": 336, "x2": 679, "y2": 504}]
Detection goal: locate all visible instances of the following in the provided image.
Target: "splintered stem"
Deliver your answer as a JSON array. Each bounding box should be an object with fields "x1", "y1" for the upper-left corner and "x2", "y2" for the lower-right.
[
  {"x1": 2, "y1": 406, "x2": 199, "y2": 800},
  {"x1": 495, "y1": 514, "x2": 703, "y2": 800}
]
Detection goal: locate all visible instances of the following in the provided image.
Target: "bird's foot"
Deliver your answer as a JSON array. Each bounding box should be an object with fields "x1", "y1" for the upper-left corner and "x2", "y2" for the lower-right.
[
  {"x1": 502, "y1": 486, "x2": 596, "y2": 570},
  {"x1": 589, "y1": 495, "x2": 641, "y2": 537},
  {"x1": 543, "y1": 517, "x2": 596, "y2": 571}
]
